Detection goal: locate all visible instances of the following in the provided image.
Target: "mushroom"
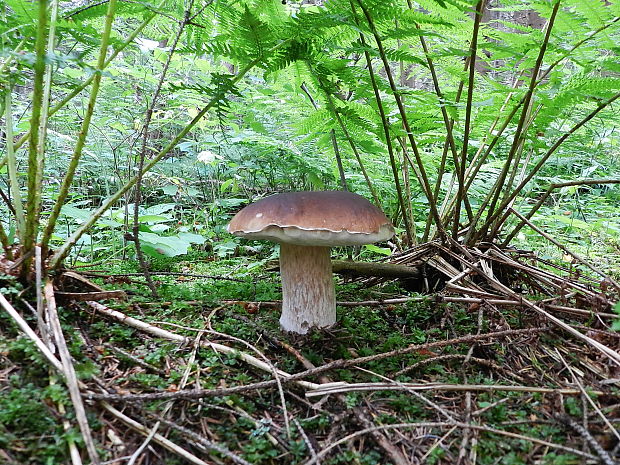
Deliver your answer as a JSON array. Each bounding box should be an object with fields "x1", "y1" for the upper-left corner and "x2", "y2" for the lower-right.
[{"x1": 227, "y1": 191, "x2": 394, "y2": 334}]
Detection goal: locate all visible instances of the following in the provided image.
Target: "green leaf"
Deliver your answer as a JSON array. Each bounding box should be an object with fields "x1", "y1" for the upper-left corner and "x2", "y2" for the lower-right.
[{"x1": 364, "y1": 244, "x2": 392, "y2": 256}]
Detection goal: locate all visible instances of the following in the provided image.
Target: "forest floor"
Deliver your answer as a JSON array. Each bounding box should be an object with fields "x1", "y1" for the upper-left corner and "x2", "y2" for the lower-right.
[{"x1": 0, "y1": 245, "x2": 619, "y2": 465}]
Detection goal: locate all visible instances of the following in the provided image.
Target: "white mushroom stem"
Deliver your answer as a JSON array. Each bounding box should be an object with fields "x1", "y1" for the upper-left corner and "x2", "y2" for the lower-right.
[{"x1": 278, "y1": 243, "x2": 336, "y2": 334}]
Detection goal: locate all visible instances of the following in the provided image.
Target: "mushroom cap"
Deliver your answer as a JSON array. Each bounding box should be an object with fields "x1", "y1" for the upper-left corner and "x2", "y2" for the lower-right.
[{"x1": 227, "y1": 191, "x2": 395, "y2": 246}]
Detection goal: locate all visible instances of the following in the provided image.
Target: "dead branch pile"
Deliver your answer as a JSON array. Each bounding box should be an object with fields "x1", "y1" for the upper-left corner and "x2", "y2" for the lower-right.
[{"x1": 0, "y1": 241, "x2": 618, "y2": 464}]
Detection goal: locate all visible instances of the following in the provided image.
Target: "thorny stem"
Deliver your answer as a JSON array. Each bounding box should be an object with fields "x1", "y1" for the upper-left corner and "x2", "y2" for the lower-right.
[
  {"x1": 4, "y1": 92, "x2": 26, "y2": 238},
  {"x1": 50, "y1": 40, "x2": 291, "y2": 268},
  {"x1": 33, "y1": 0, "x2": 60, "y2": 252},
  {"x1": 21, "y1": 0, "x2": 48, "y2": 275},
  {"x1": 41, "y1": 0, "x2": 118, "y2": 250}
]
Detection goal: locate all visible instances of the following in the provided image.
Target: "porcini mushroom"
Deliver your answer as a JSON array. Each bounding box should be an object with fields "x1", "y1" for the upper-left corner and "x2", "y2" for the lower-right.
[{"x1": 227, "y1": 191, "x2": 394, "y2": 334}]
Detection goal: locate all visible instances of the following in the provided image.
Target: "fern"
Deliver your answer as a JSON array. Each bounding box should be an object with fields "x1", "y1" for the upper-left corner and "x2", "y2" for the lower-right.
[{"x1": 62, "y1": 0, "x2": 154, "y2": 21}]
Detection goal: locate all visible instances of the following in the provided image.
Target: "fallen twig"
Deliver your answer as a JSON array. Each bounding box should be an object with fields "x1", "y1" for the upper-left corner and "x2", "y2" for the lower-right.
[
  {"x1": 80, "y1": 270, "x2": 246, "y2": 282},
  {"x1": 556, "y1": 415, "x2": 616, "y2": 465},
  {"x1": 300, "y1": 421, "x2": 597, "y2": 465},
  {"x1": 305, "y1": 382, "x2": 605, "y2": 397},
  {"x1": 439, "y1": 242, "x2": 620, "y2": 365},
  {"x1": 86, "y1": 327, "x2": 549, "y2": 402},
  {"x1": 153, "y1": 416, "x2": 253, "y2": 465},
  {"x1": 85, "y1": 301, "x2": 320, "y2": 390},
  {"x1": 45, "y1": 281, "x2": 101, "y2": 464},
  {"x1": 100, "y1": 402, "x2": 211, "y2": 465},
  {"x1": 508, "y1": 208, "x2": 620, "y2": 292}
]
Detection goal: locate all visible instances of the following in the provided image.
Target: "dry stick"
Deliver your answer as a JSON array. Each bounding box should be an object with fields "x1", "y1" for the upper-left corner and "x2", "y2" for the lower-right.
[
  {"x1": 87, "y1": 327, "x2": 549, "y2": 403},
  {"x1": 85, "y1": 301, "x2": 320, "y2": 390},
  {"x1": 507, "y1": 208, "x2": 620, "y2": 292},
  {"x1": 556, "y1": 415, "x2": 616, "y2": 465},
  {"x1": 60, "y1": 411, "x2": 84, "y2": 465},
  {"x1": 44, "y1": 282, "x2": 100, "y2": 464},
  {"x1": 470, "y1": 246, "x2": 599, "y2": 297},
  {"x1": 502, "y1": 178, "x2": 620, "y2": 246},
  {"x1": 228, "y1": 296, "x2": 617, "y2": 319},
  {"x1": 269, "y1": 322, "x2": 411, "y2": 465},
  {"x1": 293, "y1": 418, "x2": 320, "y2": 465},
  {"x1": 420, "y1": 425, "x2": 458, "y2": 463},
  {"x1": 123, "y1": 332, "x2": 200, "y2": 465},
  {"x1": 100, "y1": 403, "x2": 211, "y2": 465},
  {"x1": 81, "y1": 270, "x2": 245, "y2": 282},
  {"x1": 0, "y1": 293, "x2": 63, "y2": 372},
  {"x1": 393, "y1": 354, "x2": 522, "y2": 379},
  {"x1": 305, "y1": 382, "x2": 603, "y2": 398},
  {"x1": 447, "y1": 244, "x2": 620, "y2": 366},
  {"x1": 200, "y1": 322, "x2": 292, "y2": 440},
  {"x1": 556, "y1": 350, "x2": 620, "y2": 444},
  {"x1": 457, "y1": 392, "x2": 472, "y2": 465},
  {"x1": 126, "y1": 422, "x2": 159, "y2": 465},
  {"x1": 300, "y1": 421, "x2": 596, "y2": 465},
  {"x1": 153, "y1": 416, "x2": 253, "y2": 465},
  {"x1": 355, "y1": 366, "x2": 457, "y2": 423},
  {"x1": 104, "y1": 343, "x2": 167, "y2": 375}
]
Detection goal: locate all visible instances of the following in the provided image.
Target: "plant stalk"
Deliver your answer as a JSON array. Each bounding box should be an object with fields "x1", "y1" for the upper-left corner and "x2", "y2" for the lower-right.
[
  {"x1": 41, "y1": 0, "x2": 118, "y2": 249},
  {"x1": 133, "y1": 2, "x2": 199, "y2": 298},
  {"x1": 472, "y1": 0, "x2": 561, "y2": 243},
  {"x1": 501, "y1": 178, "x2": 620, "y2": 246},
  {"x1": 50, "y1": 41, "x2": 290, "y2": 268},
  {"x1": 453, "y1": 0, "x2": 485, "y2": 239},
  {"x1": 33, "y1": 0, "x2": 60, "y2": 251},
  {"x1": 21, "y1": 0, "x2": 49, "y2": 271},
  {"x1": 479, "y1": 90, "x2": 620, "y2": 239},
  {"x1": 4, "y1": 91, "x2": 26, "y2": 238},
  {"x1": 4, "y1": 0, "x2": 165, "y2": 160},
  {"x1": 354, "y1": 0, "x2": 445, "y2": 240}
]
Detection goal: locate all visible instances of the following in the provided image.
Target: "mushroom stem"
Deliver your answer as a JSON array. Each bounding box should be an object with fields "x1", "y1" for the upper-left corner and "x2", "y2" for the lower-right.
[{"x1": 279, "y1": 243, "x2": 336, "y2": 334}]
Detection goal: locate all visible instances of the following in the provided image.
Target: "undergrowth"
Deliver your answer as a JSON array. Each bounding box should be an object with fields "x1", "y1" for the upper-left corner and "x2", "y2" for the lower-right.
[{"x1": 1, "y1": 249, "x2": 618, "y2": 464}]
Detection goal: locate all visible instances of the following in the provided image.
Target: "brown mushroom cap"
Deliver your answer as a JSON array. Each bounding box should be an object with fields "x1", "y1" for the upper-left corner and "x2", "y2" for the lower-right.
[{"x1": 227, "y1": 191, "x2": 394, "y2": 246}]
